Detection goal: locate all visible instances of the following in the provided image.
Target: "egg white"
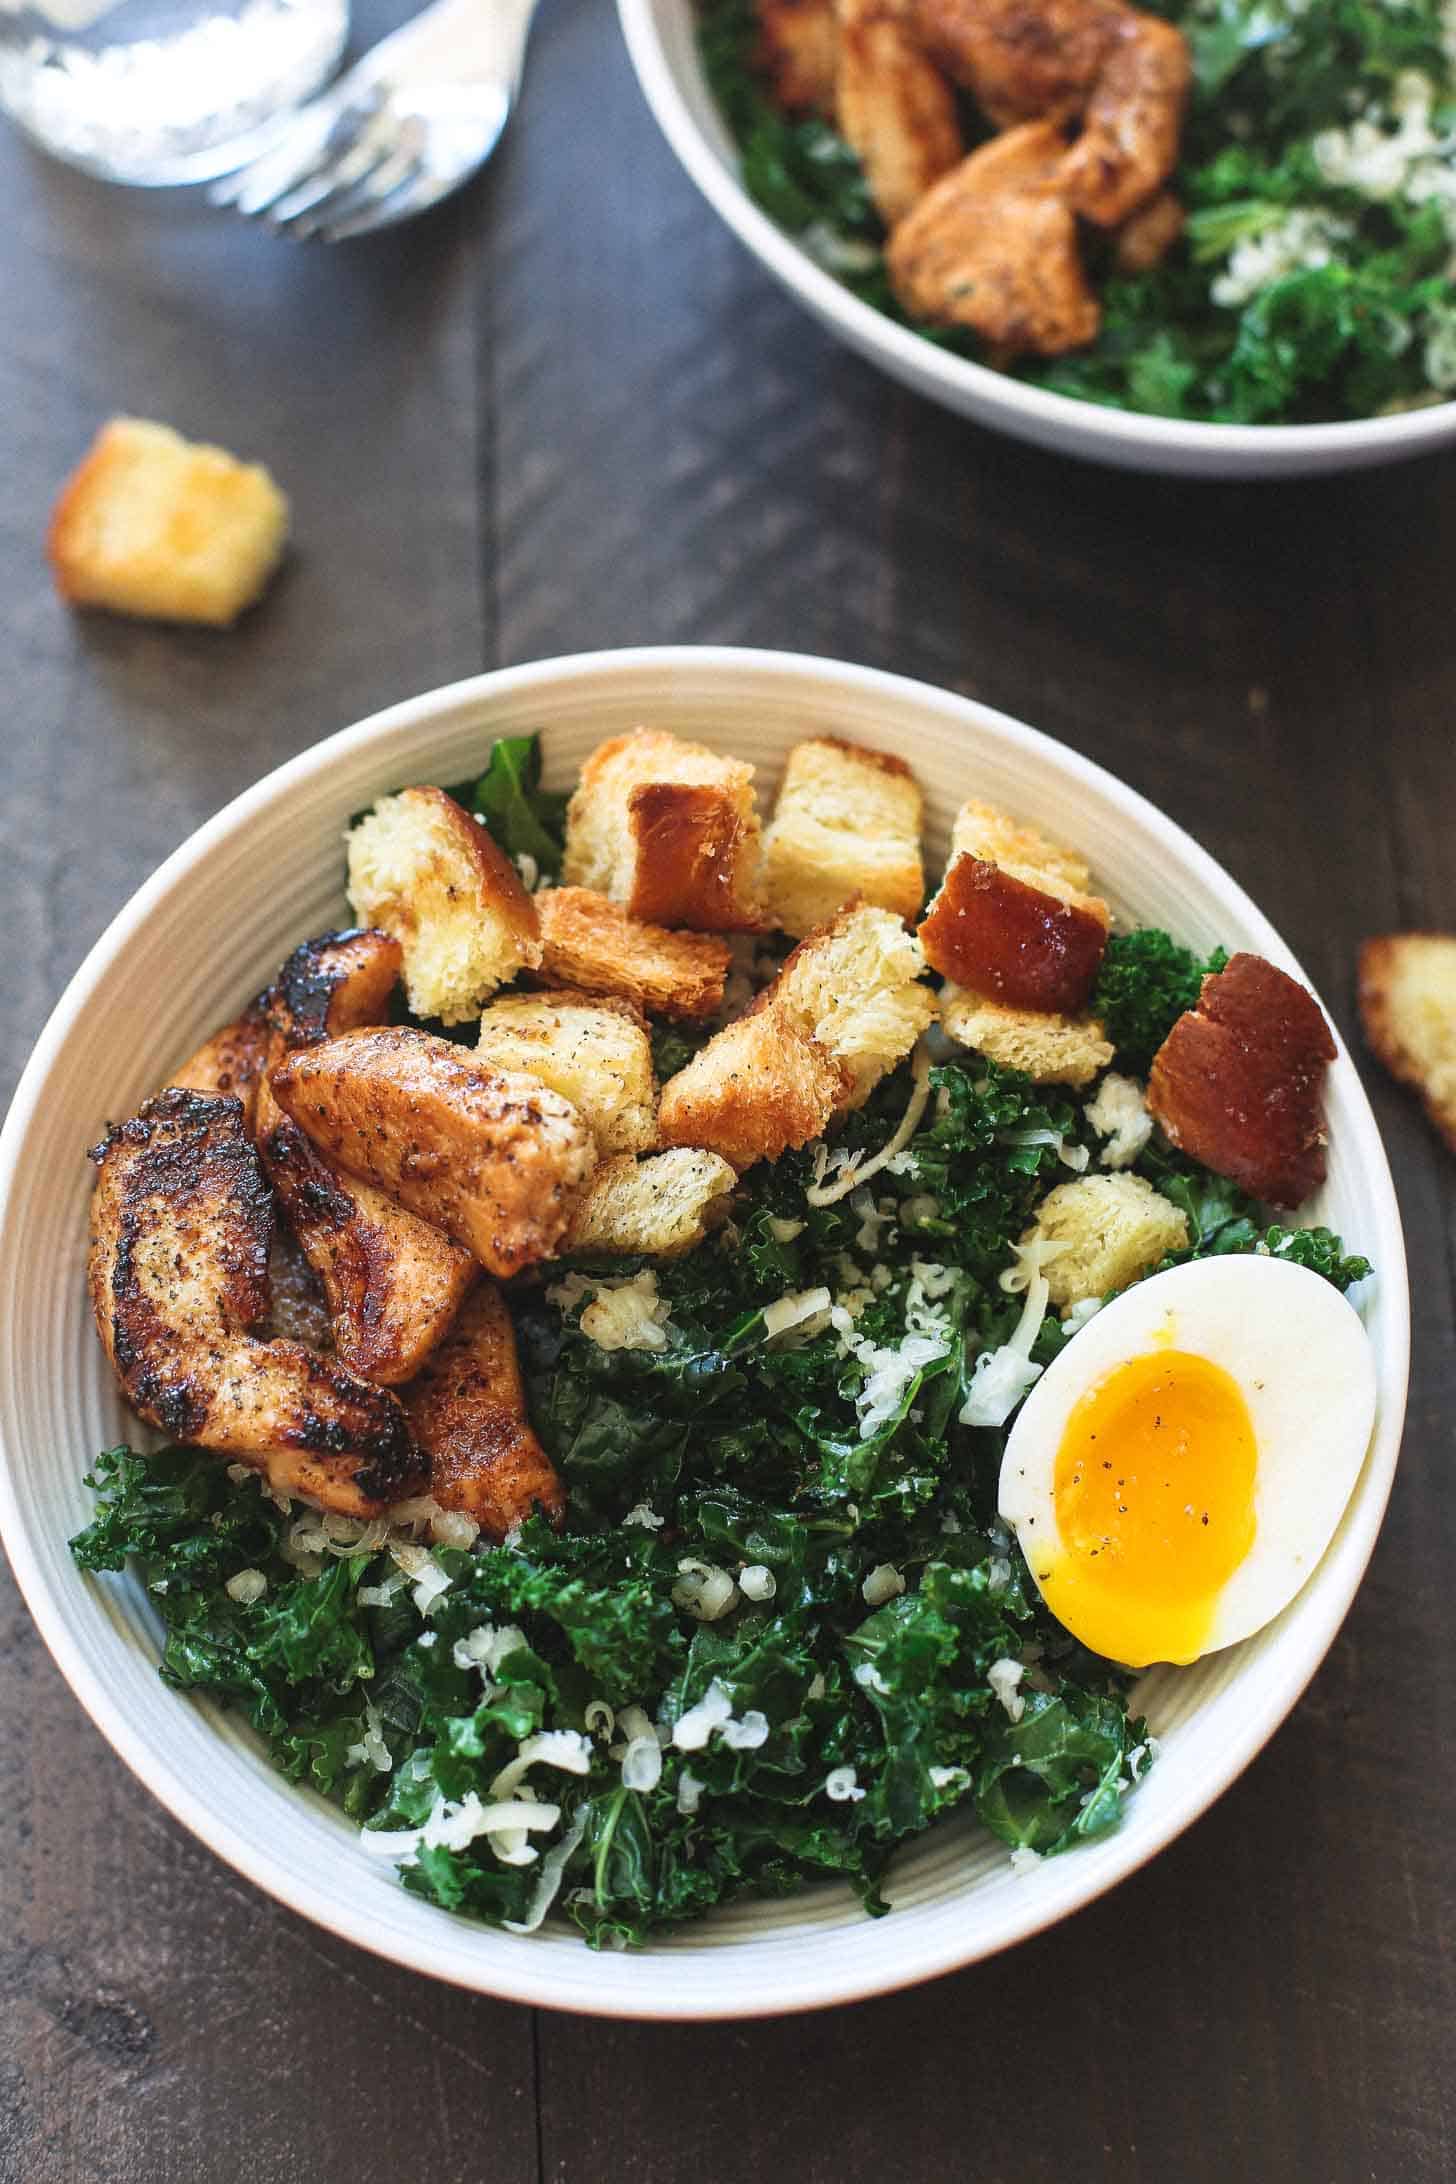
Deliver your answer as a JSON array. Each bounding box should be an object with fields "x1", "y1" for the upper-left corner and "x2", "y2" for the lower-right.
[{"x1": 998, "y1": 1255, "x2": 1377, "y2": 1664}]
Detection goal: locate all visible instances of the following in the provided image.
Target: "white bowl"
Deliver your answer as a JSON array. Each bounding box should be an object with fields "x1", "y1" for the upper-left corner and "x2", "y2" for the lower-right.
[
  {"x1": 617, "y1": 0, "x2": 1456, "y2": 478},
  {"x1": 0, "y1": 647, "x2": 1409, "y2": 2017}
]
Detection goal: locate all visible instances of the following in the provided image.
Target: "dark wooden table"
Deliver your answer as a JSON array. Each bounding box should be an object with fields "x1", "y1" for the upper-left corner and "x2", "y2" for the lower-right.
[{"x1": 2, "y1": 1, "x2": 1454, "y2": 2177}]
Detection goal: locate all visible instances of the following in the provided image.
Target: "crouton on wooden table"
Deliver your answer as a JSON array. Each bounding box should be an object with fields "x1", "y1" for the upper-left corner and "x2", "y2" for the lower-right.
[
  {"x1": 658, "y1": 903, "x2": 933, "y2": 1168},
  {"x1": 562, "y1": 728, "x2": 764, "y2": 932},
  {"x1": 533, "y1": 887, "x2": 731, "y2": 1021},
  {"x1": 347, "y1": 785, "x2": 542, "y2": 1025},
  {"x1": 48, "y1": 417, "x2": 288, "y2": 626},
  {"x1": 762, "y1": 736, "x2": 925, "y2": 938},
  {"x1": 1359, "y1": 934, "x2": 1456, "y2": 1153},
  {"x1": 476, "y1": 990, "x2": 658, "y2": 1156},
  {"x1": 564, "y1": 1150, "x2": 739, "y2": 1257},
  {"x1": 1147, "y1": 952, "x2": 1335, "y2": 1209},
  {"x1": 1021, "y1": 1173, "x2": 1190, "y2": 1311}
]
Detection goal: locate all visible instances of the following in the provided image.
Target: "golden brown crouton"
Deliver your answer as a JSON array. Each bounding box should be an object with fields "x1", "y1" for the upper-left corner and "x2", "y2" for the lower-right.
[
  {"x1": 347, "y1": 785, "x2": 541, "y2": 1026},
  {"x1": 476, "y1": 990, "x2": 658, "y2": 1157},
  {"x1": 48, "y1": 417, "x2": 288, "y2": 627},
  {"x1": 940, "y1": 987, "x2": 1114, "y2": 1087},
  {"x1": 920, "y1": 797, "x2": 1110, "y2": 1016},
  {"x1": 534, "y1": 888, "x2": 730, "y2": 1021},
  {"x1": 1359, "y1": 934, "x2": 1456, "y2": 1153},
  {"x1": 1021, "y1": 1173, "x2": 1189, "y2": 1311},
  {"x1": 658, "y1": 1002, "x2": 851, "y2": 1171},
  {"x1": 834, "y1": 0, "x2": 964, "y2": 226},
  {"x1": 565, "y1": 1149, "x2": 739, "y2": 1257},
  {"x1": 562, "y1": 729, "x2": 764, "y2": 932},
  {"x1": 762, "y1": 737, "x2": 925, "y2": 938},
  {"x1": 1148, "y1": 952, "x2": 1335, "y2": 1209},
  {"x1": 754, "y1": 0, "x2": 839, "y2": 115},
  {"x1": 658, "y1": 904, "x2": 933, "y2": 1167}
]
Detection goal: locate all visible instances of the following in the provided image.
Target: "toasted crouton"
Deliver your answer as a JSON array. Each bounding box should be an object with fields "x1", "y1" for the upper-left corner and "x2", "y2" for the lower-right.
[
  {"x1": 1359, "y1": 934, "x2": 1456, "y2": 1152},
  {"x1": 346, "y1": 785, "x2": 541, "y2": 1026},
  {"x1": 1148, "y1": 952, "x2": 1335, "y2": 1209},
  {"x1": 1021, "y1": 1174, "x2": 1189, "y2": 1312},
  {"x1": 48, "y1": 417, "x2": 288, "y2": 627},
  {"x1": 475, "y1": 991, "x2": 658, "y2": 1156},
  {"x1": 776, "y1": 902, "x2": 935, "y2": 1104},
  {"x1": 754, "y1": 0, "x2": 838, "y2": 116},
  {"x1": 565, "y1": 1149, "x2": 738, "y2": 1256},
  {"x1": 658, "y1": 1001, "x2": 851, "y2": 1170},
  {"x1": 762, "y1": 737, "x2": 925, "y2": 938},
  {"x1": 535, "y1": 888, "x2": 730, "y2": 1020},
  {"x1": 940, "y1": 986, "x2": 1114, "y2": 1087},
  {"x1": 658, "y1": 904, "x2": 933, "y2": 1167},
  {"x1": 562, "y1": 729, "x2": 764, "y2": 932},
  {"x1": 919, "y1": 798, "x2": 1110, "y2": 1013}
]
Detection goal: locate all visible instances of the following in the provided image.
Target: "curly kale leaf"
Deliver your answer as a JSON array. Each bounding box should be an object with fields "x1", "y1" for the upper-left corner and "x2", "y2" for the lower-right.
[
  {"x1": 1091, "y1": 930, "x2": 1229, "y2": 1075},
  {"x1": 1139, "y1": 1147, "x2": 1371, "y2": 1291}
]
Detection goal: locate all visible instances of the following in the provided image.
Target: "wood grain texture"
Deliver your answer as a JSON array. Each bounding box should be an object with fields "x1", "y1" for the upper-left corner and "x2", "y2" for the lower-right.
[{"x1": 2, "y1": 0, "x2": 1455, "y2": 2175}]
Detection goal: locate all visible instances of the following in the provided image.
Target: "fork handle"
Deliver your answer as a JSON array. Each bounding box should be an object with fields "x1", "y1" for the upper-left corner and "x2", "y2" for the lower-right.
[{"x1": 361, "y1": 0, "x2": 541, "y2": 94}]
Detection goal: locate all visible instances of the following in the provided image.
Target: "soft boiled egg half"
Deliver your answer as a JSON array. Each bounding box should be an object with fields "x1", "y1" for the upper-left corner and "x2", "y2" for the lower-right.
[{"x1": 998, "y1": 1256, "x2": 1376, "y2": 1670}]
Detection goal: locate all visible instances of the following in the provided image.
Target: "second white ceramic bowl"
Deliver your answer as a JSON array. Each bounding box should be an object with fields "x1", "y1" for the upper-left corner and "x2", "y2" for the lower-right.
[
  {"x1": 617, "y1": 0, "x2": 1456, "y2": 478},
  {"x1": 0, "y1": 647, "x2": 1409, "y2": 2016}
]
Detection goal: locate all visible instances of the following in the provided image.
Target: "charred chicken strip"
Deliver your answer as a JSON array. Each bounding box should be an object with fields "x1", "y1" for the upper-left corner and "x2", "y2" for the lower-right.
[
  {"x1": 270, "y1": 1026, "x2": 597, "y2": 1277},
  {"x1": 253, "y1": 930, "x2": 476, "y2": 1385},
  {"x1": 834, "y1": 0, "x2": 964, "y2": 225},
  {"x1": 887, "y1": 121, "x2": 1100, "y2": 353},
  {"x1": 1056, "y1": 8, "x2": 1189, "y2": 225},
  {"x1": 88, "y1": 1087, "x2": 421, "y2": 1516},
  {"x1": 403, "y1": 1283, "x2": 565, "y2": 1539}
]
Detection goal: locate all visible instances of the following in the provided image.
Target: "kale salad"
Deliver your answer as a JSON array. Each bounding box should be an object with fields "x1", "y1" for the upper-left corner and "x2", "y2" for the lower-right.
[
  {"x1": 70, "y1": 734, "x2": 1373, "y2": 1949},
  {"x1": 700, "y1": 0, "x2": 1456, "y2": 424}
]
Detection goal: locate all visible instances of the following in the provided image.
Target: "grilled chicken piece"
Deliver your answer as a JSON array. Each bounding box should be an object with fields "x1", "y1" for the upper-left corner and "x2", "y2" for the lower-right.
[
  {"x1": 253, "y1": 930, "x2": 475, "y2": 1385},
  {"x1": 403, "y1": 1284, "x2": 564, "y2": 1538},
  {"x1": 834, "y1": 0, "x2": 963, "y2": 224},
  {"x1": 754, "y1": 0, "x2": 839, "y2": 117},
  {"x1": 887, "y1": 121, "x2": 1100, "y2": 354},
  {"x1": 88, "y1": 1087, "x2": 421, "y2": 1515},
  {"x1": 270, "y1": 1026, "x2": 597, "y2": 1277},
  {"x1": 1057, "y1": 8, "x2": 1189, "y2": 225},
  {"x1": 909, "y1": 0, "x2": 1188, "y2": 224},
  {"x1": 1112, "y1": 186, "x2": 1184, "y2": 272},
  {"x1": 170, "y1": 1001, "x2": 273, "y2": 1133}
]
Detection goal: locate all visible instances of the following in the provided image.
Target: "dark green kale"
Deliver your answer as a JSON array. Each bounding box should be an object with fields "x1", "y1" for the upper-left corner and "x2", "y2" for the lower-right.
[
  {"x1": 1138, "y1": 1144, "x2": 1371, "y2": 1291},
  {"x1": 448, "y1": 732, "x2": 568, "y2": 878},
  {"x1": 1091, "y1": 930, "x2": 1229, "y2": 1075}
]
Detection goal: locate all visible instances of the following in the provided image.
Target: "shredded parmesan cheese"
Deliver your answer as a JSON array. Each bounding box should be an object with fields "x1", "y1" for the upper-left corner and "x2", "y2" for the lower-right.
[{"x1": 805, "y1": 1039, "x2": 933, "y2": 1207}]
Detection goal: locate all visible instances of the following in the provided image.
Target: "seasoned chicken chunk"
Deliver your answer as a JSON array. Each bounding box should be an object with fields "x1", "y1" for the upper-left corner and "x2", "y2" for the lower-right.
[
  {"x1": 270, "y1": 1026, "x2": 596, "y2": 1277},
  {"x1": 403, "y1": 1283, "x2": 564, "y2": 1539},
  {"x1": 754, "y1": 0, "x2": 839, "y2": 116},
  {"x1": 887, "y1": 121, "x2": 1100, "y2": 354},
  {"x1": 834, "y1": 0, "x2": 964, "y2": 225},
  {"x1": 88, "y1": 1087, "x2": 420, "y2": 1516},
  {"x1": 909, "y1": 0, "x2": 1189, "y2": 224},
  {"x1": 253, "y1": 930, "x2": 475, "y2": 1385},
  {"x1": 170, "y1": 1000, "x2": 272, "y2": 1132}
]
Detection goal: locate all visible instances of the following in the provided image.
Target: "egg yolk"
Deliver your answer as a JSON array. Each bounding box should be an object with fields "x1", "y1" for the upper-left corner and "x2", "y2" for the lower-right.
[{"x1": 1037, "y1": 1349, "x2": 1258, "y2": 1669}]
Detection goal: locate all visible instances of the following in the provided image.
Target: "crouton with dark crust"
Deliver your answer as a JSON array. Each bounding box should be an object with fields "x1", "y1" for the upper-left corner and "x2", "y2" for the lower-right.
[
  {"x1": 563, "y1": 729, "x2": 764, "y2": 933},
  {"x1": 1147, "y1": 952, "x2": 1336, "y2": 1209}
]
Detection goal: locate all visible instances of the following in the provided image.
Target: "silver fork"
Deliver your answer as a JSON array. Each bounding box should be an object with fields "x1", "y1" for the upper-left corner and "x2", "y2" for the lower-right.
[{"x1": 209, "y1": 0, "x2": 538, "y2": 242}]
